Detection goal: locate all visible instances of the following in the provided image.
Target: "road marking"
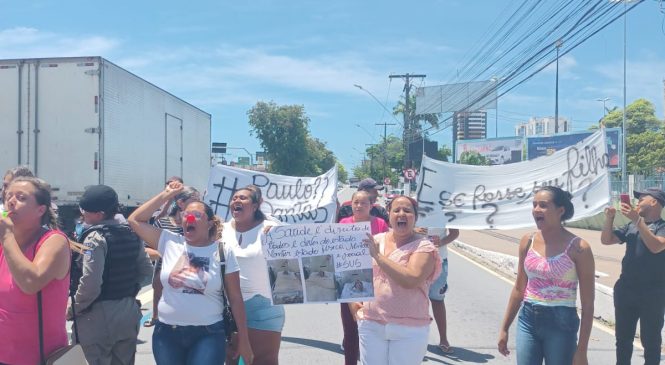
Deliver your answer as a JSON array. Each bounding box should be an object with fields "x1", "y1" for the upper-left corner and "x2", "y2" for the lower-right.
[{"x1": 449, "y1": 246, "x2": 644, "y2": 350}]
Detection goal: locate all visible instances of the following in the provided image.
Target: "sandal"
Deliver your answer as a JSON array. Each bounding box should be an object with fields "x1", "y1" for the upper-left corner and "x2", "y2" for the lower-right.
[
  {"x1": 143, "y1": 318, "x2": 157, "y2": 327},
  {"x1": 438, "y1": 343, "x2": 454, "y2": 354}
]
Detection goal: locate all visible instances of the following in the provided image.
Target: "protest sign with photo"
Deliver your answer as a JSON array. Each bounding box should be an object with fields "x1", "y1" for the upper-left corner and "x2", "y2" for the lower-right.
[
  {"x1": 204, "y1": 165, "x2": 338, "y2": 224},
  {"x1": 417, "y1": 129, "x2": 611, "y2": 230},
  {"x1": 263, "y1": 222, "x2": 374, "y2": 304}
]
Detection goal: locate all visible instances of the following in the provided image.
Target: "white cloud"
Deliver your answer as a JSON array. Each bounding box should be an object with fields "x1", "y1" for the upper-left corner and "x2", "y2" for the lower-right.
[
  {"x1": 0, "y1": 27, "x2": 119, "y2": 59},
  {"x1": 540, "y1": 55, "x2": 578, "y2": 78}
]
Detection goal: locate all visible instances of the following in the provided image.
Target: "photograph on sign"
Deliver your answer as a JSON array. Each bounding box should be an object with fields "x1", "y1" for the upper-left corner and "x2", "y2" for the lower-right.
[
  {"x1": 263, "y1": 222, "x2": 373, "y2": 304},
  {"x1": 268, "y1": 259, "x2": 304, "y2": 304},
  {"x1": 336, "y1": 269, "x2": 373, "y2": 300},
  {"x1": 455, "y1": 137, "x2": 524, "y2": 165},
  {"x1": 526, "y1": 128, "x2": 620, "y2": 170}
]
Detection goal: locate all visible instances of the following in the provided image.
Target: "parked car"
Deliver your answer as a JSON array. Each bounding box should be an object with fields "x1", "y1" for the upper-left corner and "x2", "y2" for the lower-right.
[{"x1": 385, "y1": 189, "x2": 405, "y2": 203}]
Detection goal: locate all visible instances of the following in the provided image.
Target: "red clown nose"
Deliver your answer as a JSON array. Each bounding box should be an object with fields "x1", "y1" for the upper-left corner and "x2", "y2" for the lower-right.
[{"x1": 185, "y1": 214, "x2": 196, "y2": 224}]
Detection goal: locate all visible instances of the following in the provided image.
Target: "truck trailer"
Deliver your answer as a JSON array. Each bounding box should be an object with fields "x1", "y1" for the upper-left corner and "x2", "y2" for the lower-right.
[{"x1": 0, "y1": 56, "x2": 212, "y2": 230}]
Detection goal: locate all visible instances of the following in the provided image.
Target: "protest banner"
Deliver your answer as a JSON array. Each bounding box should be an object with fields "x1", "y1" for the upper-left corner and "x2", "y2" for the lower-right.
[
  {"x1": 416, "y1": 129, "x2": 611, "y2": 229},
  {"x1": 204, "y1": 165, "x2": 338, "y2": 224},
  {"x1": 263, "y1": 222, "x2": 373, "y2": 304}
]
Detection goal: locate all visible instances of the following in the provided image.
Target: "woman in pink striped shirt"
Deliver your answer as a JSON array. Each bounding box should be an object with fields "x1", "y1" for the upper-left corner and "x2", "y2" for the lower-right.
[{"x1": 355, "y1": 195, "x2": 441, "y2": 365}]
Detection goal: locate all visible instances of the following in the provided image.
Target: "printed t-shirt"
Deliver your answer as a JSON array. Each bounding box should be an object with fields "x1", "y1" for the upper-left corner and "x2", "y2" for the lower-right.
[{"x1": 157, "y1": 230, "x2": 239, "y2": 326}]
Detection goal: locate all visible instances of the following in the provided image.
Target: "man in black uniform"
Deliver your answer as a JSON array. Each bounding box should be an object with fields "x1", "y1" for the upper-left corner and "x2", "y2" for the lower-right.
[
  {"x1": 69, "y1": 185, "x2": 153, "y2": 364},
  {"x1": 601, "y1": 188, "x2": 665, "y2": 365}
]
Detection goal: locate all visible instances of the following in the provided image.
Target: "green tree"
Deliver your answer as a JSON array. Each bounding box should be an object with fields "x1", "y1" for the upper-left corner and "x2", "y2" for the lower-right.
[
  {"x1": 601, "y1": 99, "x2": 661, "y2": 135},
  {"x1": 626, "y1": 131, "x2": 665, "y2": 174},
  {"x1": 247, "y1": 101, "x2": 339, "y2": 176},
  {"x1": 337, "y1": 162, "x2": 348, "y2": 183},
  {"x1": 597, "y1": 99, "x2": 665, "y2": 174},
  {"x1": 459, "y1": 151, "x2": 491, "y2": 166},
  {"x1": 437, "y1": 144, "x2": 452, "y2": 162}
]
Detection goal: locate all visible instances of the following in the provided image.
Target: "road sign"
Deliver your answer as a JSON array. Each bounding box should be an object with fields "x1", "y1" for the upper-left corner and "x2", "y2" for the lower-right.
[
  {"x1": 212, "y1": 142, "x2": 227, "y2": 154},
  {"x1": 383, "y1": 177, "x2": 391, "y2": 185},
  {"x1": 403, "y1": 169, "x2": 416, "y2": 180}
]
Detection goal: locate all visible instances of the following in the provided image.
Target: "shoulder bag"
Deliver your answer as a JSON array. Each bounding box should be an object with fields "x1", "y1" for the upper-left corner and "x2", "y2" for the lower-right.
[
  {"x1": 218, "y1": 241, "x2": 238, "y2": 343},
  {"x1": 37, "y1": 244, "x2": 88, "y2": 365}
]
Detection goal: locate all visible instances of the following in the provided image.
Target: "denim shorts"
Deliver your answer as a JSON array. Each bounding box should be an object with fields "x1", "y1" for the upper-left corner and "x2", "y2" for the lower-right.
[
  {"x1": 245, "y1": 294, "x2": 285, "y2": 332},
  {"x1": 428, "y1": 259, "x2": 448, "y2": 301}
]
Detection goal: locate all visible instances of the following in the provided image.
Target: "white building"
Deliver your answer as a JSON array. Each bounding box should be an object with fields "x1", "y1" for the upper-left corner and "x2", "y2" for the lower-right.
[{"x1": 515, "y1": 117, "x2": 571, "y2": 136}]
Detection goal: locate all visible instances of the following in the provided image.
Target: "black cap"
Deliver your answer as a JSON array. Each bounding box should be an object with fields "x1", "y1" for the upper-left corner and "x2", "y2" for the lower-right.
[
  {"x1": 634, "y1": 188, "x2": 665, "y2": 206},
  {"x1": 80, "y1": 185, "x2": 119, "y2": 213},
  {"x1": 358, "y1": 178, "x2": 384, "y2": 191}
]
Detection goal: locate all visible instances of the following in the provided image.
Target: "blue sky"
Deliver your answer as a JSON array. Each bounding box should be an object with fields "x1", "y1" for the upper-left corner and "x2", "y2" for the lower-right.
[{"x1": 2, "y1": 1, "x2": 664, "y2": 173}]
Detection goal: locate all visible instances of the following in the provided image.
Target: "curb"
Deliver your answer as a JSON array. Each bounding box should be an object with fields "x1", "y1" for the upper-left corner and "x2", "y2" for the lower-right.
[{"x1": 450, "y1": 239, "x2": 617, "y2": 326}]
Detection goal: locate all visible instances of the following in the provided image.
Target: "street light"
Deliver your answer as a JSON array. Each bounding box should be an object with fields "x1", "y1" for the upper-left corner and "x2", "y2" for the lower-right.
[
  {"x1": 353, "y1": 84, "x2": 402, "y2": 124},
  {"x1": 554, "y1": 39, "x2": 563, "y2": 134},
  {"x1": 491, "y1": 76, "x2": 502, "y2": 138},
  {"x1": 610, "y1": 0, "x2": 637, "y2": 191},
  {"x1": 596, "y1": 97, "x2": 611, "y2": 117},
  {"x1": 355, "y1": 123, "x2": 374, "y2": 139}
]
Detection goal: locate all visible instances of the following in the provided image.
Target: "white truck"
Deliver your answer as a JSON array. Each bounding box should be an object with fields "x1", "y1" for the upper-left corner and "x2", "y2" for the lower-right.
[{"x1": 0, "y1": 56, "x2": 212, "y2": 230}]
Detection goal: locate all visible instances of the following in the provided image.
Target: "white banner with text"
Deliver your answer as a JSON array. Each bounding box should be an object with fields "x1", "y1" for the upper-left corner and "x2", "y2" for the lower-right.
[
  {"x1": 204, "y1": 165, "x2": 338, "y2": 224},
  {"x1": 416, "y1": 129, "x2": 611, "y2": 229}
]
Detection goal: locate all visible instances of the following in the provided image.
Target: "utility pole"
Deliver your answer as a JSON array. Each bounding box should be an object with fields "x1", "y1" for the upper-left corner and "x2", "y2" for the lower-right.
[
  {"x1": 554, "y1": 39, "x2": 563, "y2": 134},
  {"x1": 389, "y1": 73, "x2": 426, "y2": 168},
  {"x1": 376, "y1": 121, "x2": 396, "y2": 181},
  {"x1": 365, "y1": 144, "x2": 375, "y2": 175}
]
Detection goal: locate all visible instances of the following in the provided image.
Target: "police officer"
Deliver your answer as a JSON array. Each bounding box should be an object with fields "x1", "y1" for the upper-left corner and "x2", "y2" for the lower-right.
[
  {"x1": 69, "y1": 185, "x2": 153, "y2": 365},
  {"x1": 601, "y1": 188, "x2": 665, "y2": 365}
]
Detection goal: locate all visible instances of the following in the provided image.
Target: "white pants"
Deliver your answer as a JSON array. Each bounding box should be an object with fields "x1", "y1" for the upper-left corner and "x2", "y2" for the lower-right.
[{"x1": 358, "y1": 319, "x2": 430, "y2": 365}]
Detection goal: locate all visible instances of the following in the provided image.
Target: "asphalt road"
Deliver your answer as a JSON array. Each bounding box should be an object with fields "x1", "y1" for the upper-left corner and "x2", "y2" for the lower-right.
[{"x1": 134, "y1": 247, "x2": 644, "y2": 364}]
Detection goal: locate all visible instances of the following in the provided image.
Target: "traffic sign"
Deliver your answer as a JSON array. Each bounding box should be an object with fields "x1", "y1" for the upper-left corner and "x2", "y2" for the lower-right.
[
  {"x1": 383, "y1": 177, "x2": 391, "y2": 185},
  {"x1": 403, "y1": 169, "x2": 416, "y2": 180}
]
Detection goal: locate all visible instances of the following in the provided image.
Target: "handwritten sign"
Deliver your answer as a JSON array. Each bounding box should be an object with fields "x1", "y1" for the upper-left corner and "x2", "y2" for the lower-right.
[
  {"x1": 263, "y1": 223, "x2": 374, "y2": 304},
  {"x1": 416, "y1": 129, "x2": 610, "y2": 229},
  {"x1": 204, "y1": 165, "x2": 337, "y2": 224}
]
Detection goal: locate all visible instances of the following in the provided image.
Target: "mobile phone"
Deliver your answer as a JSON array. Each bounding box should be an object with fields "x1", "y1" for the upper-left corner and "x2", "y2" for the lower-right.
[{"x1": 620, "y1": 193, "x2": 631, "y2": 206}]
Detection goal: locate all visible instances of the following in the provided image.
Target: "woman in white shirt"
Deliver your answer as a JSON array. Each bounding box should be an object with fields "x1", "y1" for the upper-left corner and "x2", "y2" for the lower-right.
[
  {"x1": 129, "y1": 182, "x2": 253, "y2": 365},
  {"x1": 222, "y1": 185, "x2": 284, "y2": 365}
]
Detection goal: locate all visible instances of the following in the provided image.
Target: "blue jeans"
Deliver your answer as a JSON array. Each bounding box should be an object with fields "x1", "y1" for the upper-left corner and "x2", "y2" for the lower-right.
[
  {"x1": 152, "y1": 320, "x2": 226, "y2": 365},
  {"x1": 516, "y1": 302, "x2": 579, "y2": 365}
]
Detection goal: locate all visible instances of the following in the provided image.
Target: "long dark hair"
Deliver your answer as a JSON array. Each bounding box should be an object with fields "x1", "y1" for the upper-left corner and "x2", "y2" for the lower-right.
[
  {"x1": 236, "y1": 185, "x2": 267, "y2": 221},
  {"x1": 539, "y1": 186, "x2": 574, "y2": 221}
]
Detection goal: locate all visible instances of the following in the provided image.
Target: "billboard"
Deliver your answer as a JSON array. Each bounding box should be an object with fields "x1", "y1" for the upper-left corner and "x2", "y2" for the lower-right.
[
  {"x1": 526, "y1": 128, "x2": 620, "y2": 170},
  {"x1": 455, "y1": 137, "x2": 524, "y2": 165}
]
